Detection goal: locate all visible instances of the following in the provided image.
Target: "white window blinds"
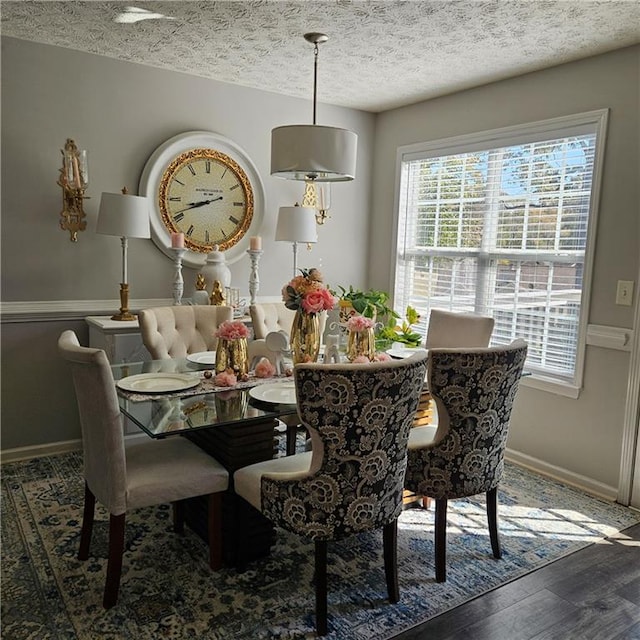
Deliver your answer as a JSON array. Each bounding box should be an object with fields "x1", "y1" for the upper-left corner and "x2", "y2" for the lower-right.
[{"x1": 394, "y1": 112, "x2": 607, "y2": 386}]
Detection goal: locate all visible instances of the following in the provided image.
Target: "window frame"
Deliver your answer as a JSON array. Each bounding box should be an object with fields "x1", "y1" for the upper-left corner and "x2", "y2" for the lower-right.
[{"x1": 391, "y1": 109, "x2": 609, "y2": 398}]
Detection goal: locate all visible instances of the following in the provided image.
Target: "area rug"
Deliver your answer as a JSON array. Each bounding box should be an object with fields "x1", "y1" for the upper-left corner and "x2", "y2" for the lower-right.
[{"x1": 2, "y1": 451, "x2": 638, "y2": 640}]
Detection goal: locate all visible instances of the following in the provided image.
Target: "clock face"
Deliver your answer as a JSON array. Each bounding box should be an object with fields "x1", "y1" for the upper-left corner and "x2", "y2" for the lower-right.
[
  {"x1": 159, "y1": 149, "x2": 253, "y2": 253},
  {"x1": 139, "y1": 131, "x2": 265, "y2": 267}
]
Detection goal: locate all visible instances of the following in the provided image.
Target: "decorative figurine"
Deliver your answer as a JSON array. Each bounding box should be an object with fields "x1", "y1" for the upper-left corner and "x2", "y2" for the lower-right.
[
  {"x1": 210, "y1": 279, "x2": 226, "y2": 306},
  {"x1": 192, "y1": 273, "x2": 210, "y2": 305}
]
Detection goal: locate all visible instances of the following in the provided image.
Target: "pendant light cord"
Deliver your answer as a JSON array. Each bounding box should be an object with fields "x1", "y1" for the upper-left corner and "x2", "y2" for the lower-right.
[{"x1": 312, "y1": 42, "x2": 319, "y2": 125}]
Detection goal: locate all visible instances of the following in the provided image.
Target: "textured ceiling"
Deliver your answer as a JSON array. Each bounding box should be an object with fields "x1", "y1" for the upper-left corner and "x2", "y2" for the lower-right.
[{"x1": 2, "y1": 1, "x2": 639, "y2": 112}]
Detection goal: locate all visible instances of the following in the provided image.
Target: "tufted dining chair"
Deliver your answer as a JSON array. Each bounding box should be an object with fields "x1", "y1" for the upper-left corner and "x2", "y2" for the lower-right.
[
  {"x1": 233, "y1": 351, "x2": 428, "y2": 635},
  {"x1": 138, "y1": 305, "x2": 233, "y2": 359},
  {"x1": 58, "y1": 330, "x2": 229, "y2": 608},
  {"x1": 404, "y1": 340, "x2": 528, "y2": 582},
  {"x1": 249, "y1": 302, "x2": 296, "y2": 339}
]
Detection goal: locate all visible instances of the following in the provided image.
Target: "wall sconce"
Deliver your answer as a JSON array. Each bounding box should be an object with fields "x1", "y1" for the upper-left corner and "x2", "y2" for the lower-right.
[
  {"x1": 302, "y1": 180, "x2": 332, "y2": 225},
  {"x1": 57, "y1": 138, "x2": 89, "y2": 242}
]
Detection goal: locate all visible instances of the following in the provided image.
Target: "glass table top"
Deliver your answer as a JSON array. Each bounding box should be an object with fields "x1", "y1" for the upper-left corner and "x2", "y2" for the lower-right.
[{"x1": 112, "y1": 358, "x2": 298, "y2": 439}]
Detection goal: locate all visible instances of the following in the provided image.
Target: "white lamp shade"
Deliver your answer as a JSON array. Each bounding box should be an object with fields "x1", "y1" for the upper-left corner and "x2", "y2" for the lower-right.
[
  {"x1": 275, "y1": 206, "x2": 318, "y2": 243},
  {"x1": 271, "y1": 125, "x2": 357, "y2": 182},
  {"x1": 97, "y1": 192, "x2": 150, "y2": 238}
]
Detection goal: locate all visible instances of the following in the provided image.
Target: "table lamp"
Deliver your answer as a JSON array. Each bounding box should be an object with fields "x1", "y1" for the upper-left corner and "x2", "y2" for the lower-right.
[
  {"x1": 275, "y1": 205, "x2": 318, "y2": 277},
  {"x1": 97, "y1": 187, "x2": 150, "y2": 321}
]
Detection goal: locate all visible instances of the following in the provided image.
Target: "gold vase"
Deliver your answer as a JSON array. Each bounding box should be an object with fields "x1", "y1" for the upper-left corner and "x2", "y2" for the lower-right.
[
  {"x1": 290, "y1": 310, "x2": 321, "y2": 364},
  {"x1": 215, "y1": 337, "x2": 248, "y2": 376},
  {"x1": 347, "y1": 327, "x2": 376, "y2": 361},
  {"x1": 215, "y1": 391, "x2": 248, "y2": 421}
]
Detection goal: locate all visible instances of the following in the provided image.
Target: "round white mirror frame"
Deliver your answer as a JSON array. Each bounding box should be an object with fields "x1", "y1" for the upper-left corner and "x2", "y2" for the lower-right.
[{"x1": 138, "y1": 130, "x2": 265, "y2": 267}]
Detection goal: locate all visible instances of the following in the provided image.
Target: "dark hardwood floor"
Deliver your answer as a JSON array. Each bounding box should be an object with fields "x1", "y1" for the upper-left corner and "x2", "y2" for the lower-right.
[{"x1": 393, "y1": 522, "x2": 640, "y2": 640}]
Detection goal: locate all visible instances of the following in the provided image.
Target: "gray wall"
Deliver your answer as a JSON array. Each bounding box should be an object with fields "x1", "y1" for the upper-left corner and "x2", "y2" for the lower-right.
[
  {"x1": 370, "y1": 45, "x2": 640, "y2": 491},
  {"x1": 0, "y1": 36, "x2": 374, "y2": 450}
]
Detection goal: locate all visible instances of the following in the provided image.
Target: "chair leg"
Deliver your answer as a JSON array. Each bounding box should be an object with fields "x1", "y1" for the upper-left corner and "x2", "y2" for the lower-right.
[
  {"x1": 434, "y1": 498, "x2": 448, "y2": 583},
  {"x1": 173, "y1": 500, "x2": 185, "y2": 533},
  {"x1": 487, "y1": 487, "x2": 502, "y2": 559},
  {"x1": 286, "y1": 423, "x2": 298, "y2": 456},
  {"x1": 314, "y1": 540, "x2": 328, "y2": 636},
  {"x1": 383, "y1": 520, "x2": 399, "y2": 603},
  {"x1": 103, "y1": 513, "x2": 125, "y2": 609},
  {"x1": 78, "y1": 481, "x2": 95, "y2": 561},
  {"x1": 208, "y1": 493, "x2": 223, "y2": 571}
]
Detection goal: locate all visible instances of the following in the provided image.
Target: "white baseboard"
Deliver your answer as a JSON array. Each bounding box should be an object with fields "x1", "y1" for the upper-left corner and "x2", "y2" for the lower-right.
[
  {"x1": 506, "y1": 448, "x2": 618, "y2": 501},
  {"x1": 1, "y1": 439, "x2": 83, "y2": 464},
  {"x1": 0, "y1": 433, "x2": 148, "y2": 465}
]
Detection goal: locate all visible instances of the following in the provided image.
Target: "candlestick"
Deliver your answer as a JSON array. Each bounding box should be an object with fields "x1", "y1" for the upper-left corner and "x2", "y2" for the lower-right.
[
  {"x1": 172, "y1": 248, "x2": 187, "y2": 305},
  {"x1": 247, "y1": 248, "x2": 263, "y2": 306},
  {"x1": 250, "y1": 235, "x2": 262, "y2": 251},
  {"x1": 171, "y1": 232, "x2": 185, "y2": 248}
]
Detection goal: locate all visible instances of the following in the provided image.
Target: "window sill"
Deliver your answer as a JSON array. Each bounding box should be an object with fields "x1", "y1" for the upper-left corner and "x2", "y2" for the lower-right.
[{"x1": 520, "y1": 374, "x2": 580, "y2": 399}]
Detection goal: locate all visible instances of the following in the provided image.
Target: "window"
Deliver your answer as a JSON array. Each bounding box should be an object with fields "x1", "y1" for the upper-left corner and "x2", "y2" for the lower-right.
[{"x1": 393, "y1": 111, "x2": 608, "y2": 391}]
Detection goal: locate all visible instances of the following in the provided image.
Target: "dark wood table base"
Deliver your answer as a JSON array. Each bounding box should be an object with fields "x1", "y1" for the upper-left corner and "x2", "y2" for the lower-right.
[{"x1": 185, "y1": 418, "x2": 280, "y2": 568}]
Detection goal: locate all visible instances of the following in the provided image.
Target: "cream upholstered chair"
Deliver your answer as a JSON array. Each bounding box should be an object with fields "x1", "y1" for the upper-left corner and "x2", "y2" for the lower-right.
[
  {"x1": 425, "y1": 309, "x2": 495, "y2": 349},
  {"x1": 138, "y1": 305, "x2": 233, "y2": 359},
  {"x1": 233, "y1": 352, "x2": 428, "y2": 635},
  {"x1": 249, "y1": 302, "x2": 296, "y2": 339},
  {"x1": 58, "y1": 330, "x2": 229, "y2": 608},
  {"x1": 404, "y1": 340, "x2": 528, "y2": 582}
]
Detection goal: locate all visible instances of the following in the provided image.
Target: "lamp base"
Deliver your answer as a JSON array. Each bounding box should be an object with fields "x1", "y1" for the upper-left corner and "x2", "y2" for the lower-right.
[
  {"x1": 111, "y1": 283, "x2": 136, "y2": 321},
  {"x1": 111, "y1": 311, "x2": 137, "y2": 322}
]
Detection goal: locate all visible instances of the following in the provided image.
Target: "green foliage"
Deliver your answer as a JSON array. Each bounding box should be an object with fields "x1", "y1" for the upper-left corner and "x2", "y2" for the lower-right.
[
  {"x1": 337, "y1": 285, "x2": 398, "y2": 322},
  {"x1": 376, "y1": 305, "x2": 423, "y2": 349}
]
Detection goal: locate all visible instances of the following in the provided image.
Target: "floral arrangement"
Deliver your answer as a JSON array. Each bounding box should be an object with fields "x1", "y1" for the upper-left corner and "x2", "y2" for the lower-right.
[
  {"x1": 282, "y1": 268, "x2": 335, "y2": 315},
  {"x1": 347, "y1": 314, "x2": 375, "y2": 332},
  {"x1": 254, "y1": 357, "x2": 276, "y2": 378},
  {"x1": 215, "y1": 320, "x2": 250, "y2": 341}
]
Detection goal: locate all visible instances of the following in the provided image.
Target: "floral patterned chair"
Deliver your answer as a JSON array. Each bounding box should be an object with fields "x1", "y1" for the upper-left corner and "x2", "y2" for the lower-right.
[
  {"x1": 404, "y1": 340, "x2": 528, "y2": 582},
  {"x1": 233, "y1": 351, "x2": 428, "y2": 635}
]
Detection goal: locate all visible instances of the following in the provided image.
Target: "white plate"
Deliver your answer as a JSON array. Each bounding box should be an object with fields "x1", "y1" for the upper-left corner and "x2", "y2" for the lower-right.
[
  {"x1": 386, "y1": 347, "x2": 428, "y2": 359},
  {"x1": 116, "y1": 373, "x2": 200, "y2": 393},
  {"x1": 249, "y1": 382, "x2": 297, "y2": 405},
  {"x1": 186, "y1": 351, "x2": 217, "y2": 365}
]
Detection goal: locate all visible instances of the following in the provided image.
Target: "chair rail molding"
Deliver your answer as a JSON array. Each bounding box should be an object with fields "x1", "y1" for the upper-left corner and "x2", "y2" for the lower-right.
[{"x1": 0, "y1": 299, "x2": 173, "y2": 323}]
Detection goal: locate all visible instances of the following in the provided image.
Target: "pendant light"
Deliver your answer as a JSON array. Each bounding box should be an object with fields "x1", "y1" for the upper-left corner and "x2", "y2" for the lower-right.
[{"x1": 270, "y1": 33, "x2": 357, "y2": 182}]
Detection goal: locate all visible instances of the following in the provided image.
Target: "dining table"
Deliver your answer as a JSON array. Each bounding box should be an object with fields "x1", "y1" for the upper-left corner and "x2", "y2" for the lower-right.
[{"x1": 112, "y1": 355, "x2": 300, "y2": 568}]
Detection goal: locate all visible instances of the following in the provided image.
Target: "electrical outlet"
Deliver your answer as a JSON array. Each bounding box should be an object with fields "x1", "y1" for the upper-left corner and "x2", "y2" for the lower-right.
[{"x1": 616, "y1": 280, "x2": 634, "y2": 306}]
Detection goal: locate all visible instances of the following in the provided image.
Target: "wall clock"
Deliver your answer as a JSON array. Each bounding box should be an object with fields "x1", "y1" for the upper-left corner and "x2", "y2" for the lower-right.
[{"x1": 139, "y1": 131, "x2": 265, "y2": 267}]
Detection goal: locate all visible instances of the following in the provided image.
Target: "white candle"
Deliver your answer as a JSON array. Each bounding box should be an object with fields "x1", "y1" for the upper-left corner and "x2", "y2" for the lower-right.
[
  {"x1": 171, "y1": 232, "x2": 185, "y2": 248},
  {"x1": 72, "y1": 156, "x2": 82, "y2": 189},
  {"x1": 250, "y1": 236, "x2": 262, "y2": 251}
]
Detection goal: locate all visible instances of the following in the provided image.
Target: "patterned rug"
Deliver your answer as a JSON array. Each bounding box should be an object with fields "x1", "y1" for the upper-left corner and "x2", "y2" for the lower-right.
[{"x1": 2, "y1": 451, "x2": 638, "y2": 640}]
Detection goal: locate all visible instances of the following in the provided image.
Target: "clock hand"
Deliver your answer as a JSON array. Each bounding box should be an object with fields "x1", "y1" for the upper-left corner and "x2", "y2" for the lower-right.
[{"x1": 173, "y1": 196, "x2": 223, "y2": 214}]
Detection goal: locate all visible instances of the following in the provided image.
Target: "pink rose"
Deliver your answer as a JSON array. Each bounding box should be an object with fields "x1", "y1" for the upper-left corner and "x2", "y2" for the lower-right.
[
  {"x1": 214, "y1": 370, "x2": 237, "y2": 387},
  {"x1": 254, "y1": 357, "x2": 276, "y2": 378},
  {"x1": 353, "y1": 355, "x2": 370, "y2": 363},
  {"x1": 302, "y1": 288, "x2": 335, "y2": 314},
  {"x1": 347, "y1": 314, "x2": 374, "y2": 332},
  {"x1": 215, "y1": 320, "x2": 250, "y2": 340},
  {"x1": 374, "y1": 352, "x2": 392, "y2": 361}
]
